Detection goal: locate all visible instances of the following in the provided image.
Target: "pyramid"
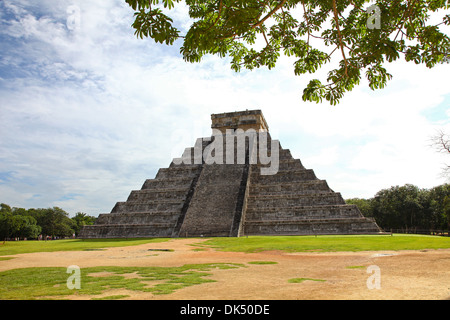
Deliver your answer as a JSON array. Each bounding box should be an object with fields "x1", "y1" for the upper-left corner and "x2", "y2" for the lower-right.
[{"x1": 79, "y1": 110, "x2": 382, "y2": 238}]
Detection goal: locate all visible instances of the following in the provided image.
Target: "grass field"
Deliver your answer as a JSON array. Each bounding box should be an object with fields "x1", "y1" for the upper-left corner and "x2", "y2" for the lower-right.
[
  {"x1": 199, "y1": 234, "x2": 450, "y2": 253},
  {"x1": 0, "y1": 263, "x2": 244, "y2": 300},
  {"x1": 1, "y1": 234, "x2": 450, "y2": 256},
  {"x1": 0, "y1": 238, "x2": 170, "y2": 256}
]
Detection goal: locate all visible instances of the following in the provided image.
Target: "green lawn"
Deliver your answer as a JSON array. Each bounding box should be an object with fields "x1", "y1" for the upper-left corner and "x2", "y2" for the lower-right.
[
  {"x1": 0, "y1": 263, "x2": 244, "y2": 300},
  {"x1": 199, "y1": 234, "x2": 450, "y2": 253},
  {"x1": 2, "y1": 234, "x2": 449, "y2": 257},
  {"x1": 0, "y1": 238, "x2": 170, "y2": 256}
]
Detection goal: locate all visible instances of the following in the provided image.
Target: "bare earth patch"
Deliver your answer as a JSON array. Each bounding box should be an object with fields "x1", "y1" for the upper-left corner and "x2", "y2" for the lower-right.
[{"x1": 0, "y1": 238, "x2": 449, "y2": 300}]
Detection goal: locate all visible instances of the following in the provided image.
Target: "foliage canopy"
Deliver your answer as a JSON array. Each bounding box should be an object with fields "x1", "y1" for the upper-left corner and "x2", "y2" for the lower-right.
[
  {"x1": 125, "y1": 0, "x2": 450, "y2": 104},
  {"x1": 0, "y1": 204, "x2": 96, "y2": 240},
  {"x1": 346, "y1": 183, "x2": 450, "y2": 231}
]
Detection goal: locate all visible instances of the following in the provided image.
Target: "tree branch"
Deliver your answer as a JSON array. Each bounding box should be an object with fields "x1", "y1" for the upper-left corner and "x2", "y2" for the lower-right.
[
  {"x1": 432, "y1": 130, "x2": 450, "y2": 154},
  {"x1": 309, "y1": 33, "x2": 325, "y2": 40},
  {"x1": 332, "y1": 0, "x2": 348, "y2": 76},
  {"x1": 431, "y1": 130, "x2": 450, "y2": 178},
  {"x1": 261, "y1": 26, "x2": 270, "y2": 46},
  {"x1": 326, "y1": 45, "x2": 339, "y2": 60},
  {"x1": 394, "y1": 0, "x2": 417, "y2": 41},
  {"x1": 206, "y1": 0, "x2": 223, "y2": 31},
  {"x1": 302, "y1": 2, "x2": 310, "y2": 46},
  {"x1": 252, "y1": 0, "x2": 288, "y2": 28}
]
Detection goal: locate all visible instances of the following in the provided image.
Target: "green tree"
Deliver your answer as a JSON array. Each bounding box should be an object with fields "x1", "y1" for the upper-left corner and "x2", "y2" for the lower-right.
[
  {"x1": 32, "y1": 207, "x2": 76, "y2": 238},
  {"x1": 71, "y1": 212, "x2": 96, "y2": 236},
  {"x1": 125, "y1": 0, "x2": 450, "y2": 104},
  {"x1": 427, "y1": 184, "x2": 450, "y2": 229},
  {"x1": 361, "y1": 184, "x2": 450, "y2": 232},
  {"x1": 0, "y1": 203, "x2": 12, "y2": 214},
  {"x1": 10, "y1": 215, "x2": 41, "y2": 239},
  {"x1": 346, "y1": 197, "x2": 373, "y2": 217},
  {"x1": 0, "y1": 209, "x2": 13, "y2": 240},
  {"x1": 444, "y1": 195, "x2": 450, "y2": 230},
  {"x1": 371, "y1": 184, "x2": 424, "y2": 230},
  {"x1": 0, "y1": 204, "x2": 42, "y2": 239}
]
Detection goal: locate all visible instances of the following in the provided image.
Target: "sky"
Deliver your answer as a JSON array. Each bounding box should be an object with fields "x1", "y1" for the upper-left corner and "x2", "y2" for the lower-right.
[{"x1": 1, "y1": 0, "x2": 449, "y2": 217}]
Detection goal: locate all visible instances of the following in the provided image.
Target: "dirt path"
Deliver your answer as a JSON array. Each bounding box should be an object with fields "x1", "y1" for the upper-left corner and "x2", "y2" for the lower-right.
[{"x1": 1, "y1": 238, "x2": 449, "y2": 300}]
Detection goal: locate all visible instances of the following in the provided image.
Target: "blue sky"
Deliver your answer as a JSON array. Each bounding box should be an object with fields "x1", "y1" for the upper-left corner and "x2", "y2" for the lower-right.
[{"x1": 1, "y1": 0, "x2": 449, "y2": 217}]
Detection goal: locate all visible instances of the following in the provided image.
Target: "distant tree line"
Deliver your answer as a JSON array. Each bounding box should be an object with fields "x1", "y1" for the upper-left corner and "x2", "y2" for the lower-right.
[
  {"x1": 346, "y1": 184, "x2": 450, "y2": 232},
  {"x1": 0, "y1": 204, "x2": 96, "y2": 240}
]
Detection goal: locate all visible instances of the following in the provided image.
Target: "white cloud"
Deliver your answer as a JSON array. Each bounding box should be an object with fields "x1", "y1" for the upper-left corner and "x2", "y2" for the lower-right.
[
  {"x1": 303, "y1": 146, "x2": 340, "y2": 167},
  {"x1": 0, "y1": 0, "x2": 449, "y2": 215}
]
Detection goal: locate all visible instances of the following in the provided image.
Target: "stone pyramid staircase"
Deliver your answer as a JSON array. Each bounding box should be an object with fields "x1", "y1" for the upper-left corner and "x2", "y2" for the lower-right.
[
  {"x1": 79, "y1": 163, "x2": 202, "y2": 238},
  {"x1": 241, "y1": 138, "x2": 381, "y2": 236},
  {"x1": 80, "y1": 110, "x2": 382, "y2": 238}
]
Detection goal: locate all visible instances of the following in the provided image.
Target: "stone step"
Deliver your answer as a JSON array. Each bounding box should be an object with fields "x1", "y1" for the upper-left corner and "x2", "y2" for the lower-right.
[
  {"x1": 141, "y1": 176, "x2": 196, "y2": 190},
  {"x1": 244, "y1": 217, "x2": 376, "y2": 225},
  {"x1": 79, "y1": 224, "x2": 176, "y2": 238},
  {"x1": 247, "y1": 191, "x2": 338, "y2": 200},
  {"x1": 244, "y1": 204, "x2": 363, "y2": 220},
  {"x1": 251, "y1": 158, "x2": 304, "y2": 170},
  {"x1": 155, "y1": 165, "x2": 202, "y2": 179},
  {"x1": 245, "y1": 203, "x2": 358, "y2": 211},
  {"x1": 178, "y1": 229, "x2": 231, "y2": 237},
  {"x1": 245, "y1": 203, "x2": 359, "y2": 213},
  {"x1": 250, "y1": 168, "x2": 317, "y2": 182},
  {"x1": 248, "y1": 180, "x2": 332, "y2": 195},
  {"x1": 246, "y1": 192, "x2": 345, "y2": 207},
  {"x1": 250, "y1": 167, "x2": 314, "y2": 176},
  {"x1": 243, "y1": 217, "x2": 382, "y2": 236},
  {"x1": 126, "y1": 187, "x2": 190, "y2": 202},
  {"x1": 96, "y1": 211, "x2": 181, "y2": 225},
  {"x1": 131, "y1": 186, "x2": 190, "y2": 193},
  {"x1": 111, "y1": 200, "x2": 184, "y2": 213},
  {"x1": 275, "y1": 158, "x2": 304, "y2": 170}
]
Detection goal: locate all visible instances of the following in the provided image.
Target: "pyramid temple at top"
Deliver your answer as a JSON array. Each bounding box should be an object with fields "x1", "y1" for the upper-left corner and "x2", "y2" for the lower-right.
[{"x1": 79, "y1": 110, "x2": 382, "y2": 238}]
